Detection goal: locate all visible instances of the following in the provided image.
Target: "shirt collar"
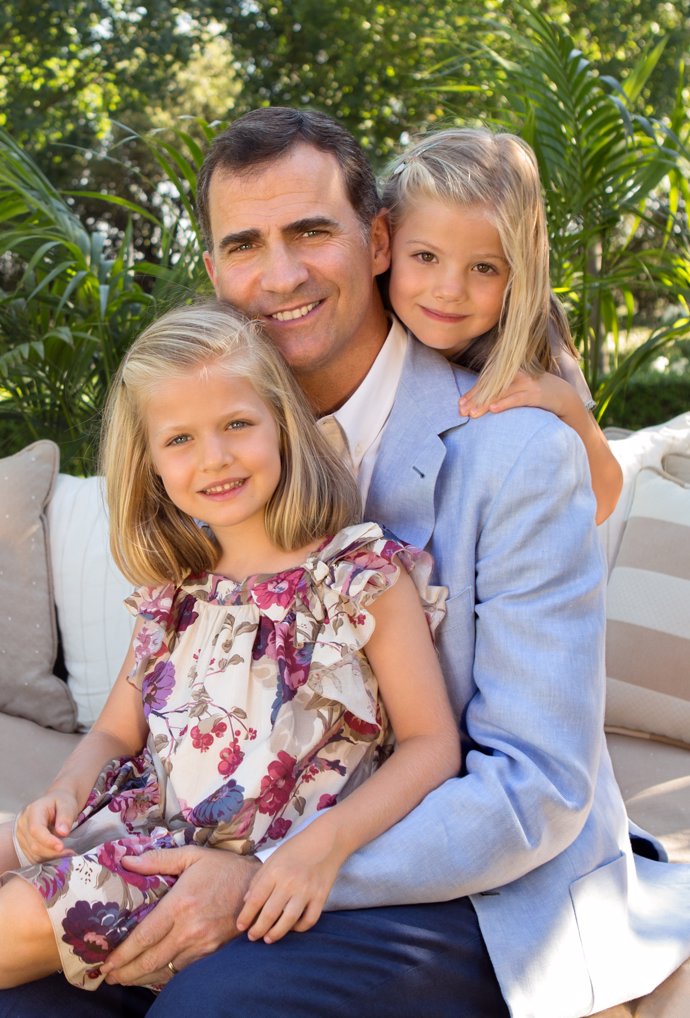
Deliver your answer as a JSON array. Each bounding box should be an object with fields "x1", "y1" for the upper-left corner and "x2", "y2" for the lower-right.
[{"x1": 333, "y1": 316, "x2": 408, "y2": 471}]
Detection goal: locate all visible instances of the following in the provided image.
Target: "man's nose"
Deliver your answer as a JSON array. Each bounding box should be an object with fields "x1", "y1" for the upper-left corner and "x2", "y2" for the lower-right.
[{"x1": 260, "y1": 243, "x2": 309, "y2": 293}]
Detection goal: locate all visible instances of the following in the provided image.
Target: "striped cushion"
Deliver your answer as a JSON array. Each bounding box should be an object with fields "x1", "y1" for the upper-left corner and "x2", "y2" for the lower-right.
[{"x1": 605, "y1": 468, "x2": 690, "y2": 746}]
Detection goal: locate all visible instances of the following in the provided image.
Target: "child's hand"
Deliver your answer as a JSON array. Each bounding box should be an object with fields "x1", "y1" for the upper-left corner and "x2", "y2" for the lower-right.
[
  {"x1": 459, "y1": 370, "x2": 579, "y2": 420},
  {"x1": 14, "y1": 789, "x2": 80, "y2": 864},
  {"x1": 235, "y1": 828, "x2": 343, "y2": 944}
]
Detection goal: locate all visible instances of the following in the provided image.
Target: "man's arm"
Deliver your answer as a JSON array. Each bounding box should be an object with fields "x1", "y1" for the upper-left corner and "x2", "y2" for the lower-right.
[{"x1": 327, "y1": 417, "x2": 607, "y2": 907}]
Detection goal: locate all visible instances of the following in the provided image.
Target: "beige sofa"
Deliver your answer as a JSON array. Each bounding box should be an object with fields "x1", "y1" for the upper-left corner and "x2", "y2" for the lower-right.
[{"x1": 1, "y1": 412, "x2": 690, "y2": 1014}]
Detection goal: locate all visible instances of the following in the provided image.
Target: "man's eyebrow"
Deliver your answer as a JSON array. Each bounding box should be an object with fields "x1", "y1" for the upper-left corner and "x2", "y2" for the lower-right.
[
  {"x1": 217, "y1": 228, "x2": 262, "y2": 252},
  {"x1": 286, "y1": 216, "x2": 339, "y2": 235}
]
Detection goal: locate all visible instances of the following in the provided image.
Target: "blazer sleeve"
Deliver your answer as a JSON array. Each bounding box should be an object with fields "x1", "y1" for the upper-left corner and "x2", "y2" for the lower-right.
[{"x1": 326, "y1": 417, "x2": 608, "y2": 907}]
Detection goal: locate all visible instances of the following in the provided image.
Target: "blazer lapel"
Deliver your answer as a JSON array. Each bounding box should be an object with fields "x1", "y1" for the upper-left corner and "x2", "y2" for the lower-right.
[{"x1": 366, "y1": 341, "x2": 468, "y2": 549}]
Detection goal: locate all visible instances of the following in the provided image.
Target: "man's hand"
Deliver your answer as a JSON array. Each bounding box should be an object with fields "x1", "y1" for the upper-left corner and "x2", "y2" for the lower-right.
[{"x1": 99, "y1": 845, "x2": 261, "y2": 987}]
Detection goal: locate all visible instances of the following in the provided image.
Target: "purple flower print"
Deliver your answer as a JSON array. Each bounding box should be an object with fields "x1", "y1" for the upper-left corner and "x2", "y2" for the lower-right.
[
  {"x1": 61, "y1": 900, "x2": 132, "y2": 964},
  {"x1": 176, "y1": 593, "x2": 199, "y2": 633},
  {"x1": 188, "y1": 779, "x2": 246, "y2": 828},
  {"x1": 107, "y1": 768, "x2": 159, "y2": 826},
  {"x1": 252, "y1": 614, "x2": 276, "y2": 661},
  {"x1": 141, "y1": 659, "x2": 175, "y2": 717},
  {"x1": 32, "y1": 855, "x2": 72, "y2": 904}
]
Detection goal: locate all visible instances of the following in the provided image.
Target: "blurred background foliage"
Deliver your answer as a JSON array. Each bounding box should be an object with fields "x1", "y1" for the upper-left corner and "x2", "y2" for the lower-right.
[{"x1": 0, "y1": 0, "x2": 688, "y2": 471}]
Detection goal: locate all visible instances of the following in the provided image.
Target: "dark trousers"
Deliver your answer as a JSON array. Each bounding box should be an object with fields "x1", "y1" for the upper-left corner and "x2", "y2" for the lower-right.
[{"x1": 0, "y1": 898, "x2": 509, "y2": 1017}]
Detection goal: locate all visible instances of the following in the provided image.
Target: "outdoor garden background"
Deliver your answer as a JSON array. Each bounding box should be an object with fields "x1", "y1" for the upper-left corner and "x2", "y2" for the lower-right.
[{"x1": 1, "y1": 0, "x2": 688, "y2": 475}]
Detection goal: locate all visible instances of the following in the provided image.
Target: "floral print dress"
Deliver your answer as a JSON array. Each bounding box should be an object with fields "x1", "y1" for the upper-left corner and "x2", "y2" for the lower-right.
[{"x1": 14, "y1": 522, "x2": 445, "y2": 990}]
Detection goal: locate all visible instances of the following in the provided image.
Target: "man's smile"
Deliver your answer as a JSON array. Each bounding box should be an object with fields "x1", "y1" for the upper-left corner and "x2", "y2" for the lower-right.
[{"x1": 269, "y1": 300, "x2": 322, "y2": 322}]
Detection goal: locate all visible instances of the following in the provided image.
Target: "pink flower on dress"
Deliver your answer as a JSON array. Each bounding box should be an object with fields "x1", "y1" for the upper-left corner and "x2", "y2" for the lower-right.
[
  {"x1": 96, "y1": 837, "x2": 172, "y2": 893},
  {"x1": 191, "y1": 726, "x2": 214, "y2": 752},
  {"x1": 257, "y1": 751, "x2": 297, "y2": 814},
  {"x1": 108, "y1": 777, "x2": 159, "y2": 825},
  {"x1": 317, "y1": 793, "x2": 338, "y2": 810},
  {"x1": 343, "y1": 709, "x2": 381, "y2": 739},
  {"x1": 136, "y1": 586, "x2": 174, "y2": 624},
  {"x1": 265, "y1": 816, "x2": 292, "y2": 841},
  {"x1": 218, "y1": 741, "x2": 244, "y2": 776},
  {"x1": 133, "y1": 622, "x2": 164, "y2": 665},
  {"x1": 252, "y1": 569, "x2": 304, "y2": 613}
]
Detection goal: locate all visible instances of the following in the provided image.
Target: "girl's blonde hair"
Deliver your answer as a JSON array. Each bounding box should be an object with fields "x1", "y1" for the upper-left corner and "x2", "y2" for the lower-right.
[
  {"x1": 383, "y1": 127, "x2": 577, "y2": 406},
  {"x1": 100, "y1": 301, "x2": 362, "y2": 586}
]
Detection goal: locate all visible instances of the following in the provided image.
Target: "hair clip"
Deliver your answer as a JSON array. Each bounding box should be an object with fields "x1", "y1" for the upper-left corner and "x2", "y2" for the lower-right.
[{"x1": 392, "y1": 160, "x2": 407, "y2": 176}]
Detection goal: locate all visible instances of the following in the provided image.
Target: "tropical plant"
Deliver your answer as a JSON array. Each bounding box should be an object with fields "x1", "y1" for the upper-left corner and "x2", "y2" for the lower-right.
[
  {"x1": 431, "y1": 5, "x2": 690, "y2": 418},
  {"x1": 0, "y1": 121, "x2": 211, "y2": 472}
]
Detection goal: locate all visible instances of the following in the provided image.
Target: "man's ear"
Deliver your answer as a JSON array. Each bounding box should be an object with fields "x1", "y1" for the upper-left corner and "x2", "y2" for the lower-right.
[
  {"x1": 370, "y1": 209, "x2": 391, "y2": 275},
  {"x1": 203, "y1": 250, "x2": 218, "y2": 290}
]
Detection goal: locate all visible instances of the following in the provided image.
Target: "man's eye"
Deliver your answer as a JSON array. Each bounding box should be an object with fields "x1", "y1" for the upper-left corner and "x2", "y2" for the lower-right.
[{"x1": 303, "y1": 228, "x2": 327, "y2": 238}]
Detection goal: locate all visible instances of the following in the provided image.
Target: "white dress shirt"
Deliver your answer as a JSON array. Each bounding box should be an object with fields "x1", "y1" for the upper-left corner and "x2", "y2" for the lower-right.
[{"x1": 328, "y1": 317, "x2": 408, "y2": 503}]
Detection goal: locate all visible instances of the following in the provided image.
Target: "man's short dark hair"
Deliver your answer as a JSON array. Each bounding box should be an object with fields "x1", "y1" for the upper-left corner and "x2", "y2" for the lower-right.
[{"x1": 196, "y1": 107, "x2": 381, "y2": 253}]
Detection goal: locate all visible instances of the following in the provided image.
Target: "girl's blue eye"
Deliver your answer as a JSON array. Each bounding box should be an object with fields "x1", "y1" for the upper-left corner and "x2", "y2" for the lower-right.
[
  {"x1": 168, "y1": 434, "x2": 189, "y2": 446},
  {"x1": 228, "y1": 420, "x2": 249, "y2": 430}
]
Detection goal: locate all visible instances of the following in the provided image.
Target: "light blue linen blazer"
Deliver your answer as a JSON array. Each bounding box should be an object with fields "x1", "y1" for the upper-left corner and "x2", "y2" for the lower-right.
[{"x1": 328, "y1": 337, "x2": 690, "y2": 1018}]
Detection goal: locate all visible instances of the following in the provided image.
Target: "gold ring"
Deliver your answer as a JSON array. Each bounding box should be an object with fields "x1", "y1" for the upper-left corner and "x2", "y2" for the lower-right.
[{"x1": 167, "y1": 961, "x2": 178, "y2": 976}]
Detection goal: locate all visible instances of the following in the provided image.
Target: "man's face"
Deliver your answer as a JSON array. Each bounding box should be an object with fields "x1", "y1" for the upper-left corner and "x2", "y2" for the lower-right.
[{"x1": 203, "y1": 143, "x2": 390, "y2": 403}]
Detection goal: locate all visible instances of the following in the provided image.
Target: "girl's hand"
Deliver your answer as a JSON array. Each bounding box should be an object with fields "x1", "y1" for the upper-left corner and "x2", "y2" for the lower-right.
[
  {"x1": 235, "y1": 827, "x2": 342, "y2": 944},
  {"x1": 459, "y1": 370, "x2": 579, "y2": 420},
  {"x1": 14, "y1": 789, "x2": 80, "y2": 864}
]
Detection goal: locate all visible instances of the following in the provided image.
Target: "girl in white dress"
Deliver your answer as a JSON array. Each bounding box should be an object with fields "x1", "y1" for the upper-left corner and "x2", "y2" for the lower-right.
[{"x1": 0, "y1": 301, "x2": 459, "y2": 993}]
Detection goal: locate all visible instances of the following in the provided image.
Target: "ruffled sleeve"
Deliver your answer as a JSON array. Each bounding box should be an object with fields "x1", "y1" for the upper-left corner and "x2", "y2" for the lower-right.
[
  {"x1": 296, "y1": 522, "x2": 447, "y2": 730},
  {"x1": 123, "y1": 583, "x2": 177, "y2": 684}
]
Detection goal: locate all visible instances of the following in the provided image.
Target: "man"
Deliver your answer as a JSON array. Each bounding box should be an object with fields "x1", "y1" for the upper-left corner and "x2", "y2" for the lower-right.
[{"x1": 3, "y1": 107, "x2": 690, "y2": 1018}]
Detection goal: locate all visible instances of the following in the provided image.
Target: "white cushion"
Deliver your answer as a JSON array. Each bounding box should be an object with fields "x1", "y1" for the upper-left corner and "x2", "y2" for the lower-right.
[{"x1": 47, "y1": 475, "x2": 134, "y2": 730}]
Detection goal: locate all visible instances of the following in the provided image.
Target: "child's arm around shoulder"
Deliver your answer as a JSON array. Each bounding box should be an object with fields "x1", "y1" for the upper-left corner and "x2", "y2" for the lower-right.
[
  {"x1": 459, "y1": 370, "x2": 623, "y2": 524},
  {"x1": 236, "y1": 566, "x2": 460, "y2": 943},
  {"x1": 12, "y1": 622, "x2": 149, "y2": 865}
]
